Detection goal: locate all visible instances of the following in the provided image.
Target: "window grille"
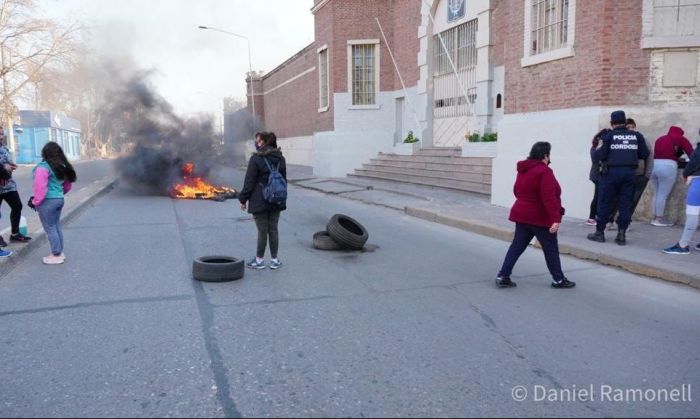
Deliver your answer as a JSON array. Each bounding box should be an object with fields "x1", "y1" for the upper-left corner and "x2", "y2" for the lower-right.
[
  {"x1": 319, "y1": 48, "x2": 329, "y2": 109},
  {"x1": 531, "y1": 0, "x2": 569, "y2": 55},
  {"x1": 351, "y1": 44, "x2": 376, "y2": 105},
  {"x1": 432, "y1": 19, "x2": 478, "y2": 118}
]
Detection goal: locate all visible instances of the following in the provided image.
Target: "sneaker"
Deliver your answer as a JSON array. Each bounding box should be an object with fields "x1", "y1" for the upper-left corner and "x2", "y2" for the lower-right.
[
  {"x1": 663, "y1": 243, "x2": 690, "y2": 255},
  {"x1": 269, "y1": 259, "x2": 282, "y2": 270},
  {"x1": 246, "y1": 258, "x2": 266, "y2": 269},
  {"x1": 0, "y1": 249, "x2": 12, "y2": 258},
  {"x1": 42, "y1": 255, "x2": 64, "y2": 265},
  {"x1": 606, "y1": 223, "x2": 617, "y2": 231},
  {"x1": 696, "y1": 243, "x2": 700, "y2": 251},
  {"x1": 495, "y1": 276, "x2": 516, "y2": 288},
  {"x1": 587, "y1": 231, "x2": 605, "y2": 243},
  {"x1": 586, "y1": 219, "x2": 597, "y2": 226},
  {"x1": 0, "y1": 236, "x2": 6, "y2": 247},
  {"x1": 10, "y1": 233, "x2": 32, "y2": 243},
  {"x1": 651, "y1": 218, "x2": 674, "y2": 227},
  {"x1": 551, "y1": 278, "x2": 576, "y2": 289}
]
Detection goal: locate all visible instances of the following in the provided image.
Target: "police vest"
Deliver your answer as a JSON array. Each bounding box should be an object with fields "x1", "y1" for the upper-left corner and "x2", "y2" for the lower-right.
[{"x1": 607, "y1": 131, "x2": 641, "y2": 167}]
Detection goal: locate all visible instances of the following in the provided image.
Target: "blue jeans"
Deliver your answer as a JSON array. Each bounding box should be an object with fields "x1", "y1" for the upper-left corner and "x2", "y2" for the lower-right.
[{"x1": 37, "y1": 198, "x2": 64, "y2": 256}]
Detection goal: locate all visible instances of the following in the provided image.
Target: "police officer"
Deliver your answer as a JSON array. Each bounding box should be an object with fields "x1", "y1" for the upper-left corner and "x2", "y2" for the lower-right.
[{"x1": 587, "y1": 110, "x2": 650, "y2": 245}]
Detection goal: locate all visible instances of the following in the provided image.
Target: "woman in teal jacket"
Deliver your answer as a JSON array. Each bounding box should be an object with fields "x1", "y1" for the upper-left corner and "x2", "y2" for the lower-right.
[{"x1": 29, "y1": 142, "x2": 77, "y2": 265}]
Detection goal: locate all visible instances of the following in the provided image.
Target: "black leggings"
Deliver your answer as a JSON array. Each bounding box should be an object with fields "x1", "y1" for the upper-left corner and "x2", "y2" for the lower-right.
[
  {"x1": 253, "y1": 210, "x2": 281, "y2": 259},
  {"x1": 0, "y1": 190, "x2": 23, "y2": 234}
]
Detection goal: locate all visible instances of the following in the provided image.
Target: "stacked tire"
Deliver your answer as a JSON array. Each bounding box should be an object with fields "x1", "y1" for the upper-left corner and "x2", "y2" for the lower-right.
[{"x1": 313, "y1": 214, "x2": 369, "y2": 251}]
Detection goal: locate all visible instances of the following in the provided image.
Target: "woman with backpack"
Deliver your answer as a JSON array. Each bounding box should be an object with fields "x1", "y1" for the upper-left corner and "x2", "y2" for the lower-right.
[
  {"x1": 28, "y1": 142, "x2": 76, "y2": 265},
  {"x1": 239, "y1": 131, "x2": 287, "y2": 270}
]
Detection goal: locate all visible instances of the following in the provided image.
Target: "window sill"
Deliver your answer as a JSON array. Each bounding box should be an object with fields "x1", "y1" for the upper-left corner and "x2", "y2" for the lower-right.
[
  {"x1": 348, "y1": 105, "x2": 381, "y2": 110},
  {"x1": 521, "y1": 45, "x2": 575, "y2": 67},
  {"x1": 318, "y1": 106, "x2": 329, "y2": 113},
  {"x1": 641, "y1": 35, "x2": 700, "y2": 49}
]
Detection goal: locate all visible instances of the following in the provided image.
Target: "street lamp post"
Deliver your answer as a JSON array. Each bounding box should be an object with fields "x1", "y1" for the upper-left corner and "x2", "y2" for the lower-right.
[{"x1": 198, "y1": 26, "x2": 256, "y2": 124}]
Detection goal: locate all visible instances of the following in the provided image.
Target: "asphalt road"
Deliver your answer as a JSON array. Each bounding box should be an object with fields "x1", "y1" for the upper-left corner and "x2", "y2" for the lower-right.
[{"x1": 0, "y1": 166, "x2": 698, "y2": 418}]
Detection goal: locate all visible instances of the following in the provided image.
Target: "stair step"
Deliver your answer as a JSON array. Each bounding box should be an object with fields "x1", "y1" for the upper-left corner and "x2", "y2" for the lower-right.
[
  {"x1": 361, "y1": 164, "x2": 492, "y2": 183},
  {"x1": 416, "y1": 147, "x2": 462, "y2": 157},
  {"x1": 369, "y1": 159, "x2": 492, "y2": 173},
  {"x1": 350, "y1": 170, "x2": 490, "y2": 195},
  {"x1": 377, "y1": 153, "x2": 493, "y2": 166}
]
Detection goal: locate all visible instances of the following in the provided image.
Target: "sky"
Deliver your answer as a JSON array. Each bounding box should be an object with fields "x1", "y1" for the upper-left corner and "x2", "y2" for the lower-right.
[{"x1": 39, "y1": 0, "x2": 315, "y2": 120}]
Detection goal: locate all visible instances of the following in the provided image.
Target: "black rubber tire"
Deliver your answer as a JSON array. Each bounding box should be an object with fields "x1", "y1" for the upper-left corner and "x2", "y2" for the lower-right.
[
  {"x1": 313, "y1": 230, "x2": 344, "y2": 251},
  {"x1": 326, "y1": 214, "x2": 369, "y2": 250},
  {"x1": 193, "y1": 256, "x2": 245, "y2": 282}
]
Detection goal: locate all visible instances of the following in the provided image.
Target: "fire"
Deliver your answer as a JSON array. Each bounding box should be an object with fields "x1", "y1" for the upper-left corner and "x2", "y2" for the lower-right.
[{"x1": 171, "y1": 163, "x2": 237, "y2": 201}]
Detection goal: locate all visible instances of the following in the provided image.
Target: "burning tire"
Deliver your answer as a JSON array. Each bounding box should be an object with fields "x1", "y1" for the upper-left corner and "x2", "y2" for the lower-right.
[
  {"x1": 326, "y1": 214, "x2": 368, "y2": 250},
  {"x1": 192, "y1": 256, "x2": 245, "y2": 282},
  {"x1": 312, "y1": 231, "x2": 344, "y2": 251}
]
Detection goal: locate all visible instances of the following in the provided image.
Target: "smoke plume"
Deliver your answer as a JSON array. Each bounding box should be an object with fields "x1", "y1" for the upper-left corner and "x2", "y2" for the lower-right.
[{"x1": 100, "y1": 67, "x2": 218, "y2": 195}]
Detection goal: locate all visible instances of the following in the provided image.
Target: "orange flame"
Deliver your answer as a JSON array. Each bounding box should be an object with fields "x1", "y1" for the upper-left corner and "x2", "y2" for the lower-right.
[{"x1": 171, "y1": 163, "x2": 236, "y2": 200}]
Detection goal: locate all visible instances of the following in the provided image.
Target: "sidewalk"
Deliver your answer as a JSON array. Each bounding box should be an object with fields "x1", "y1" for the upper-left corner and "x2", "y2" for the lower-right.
[
  {"x1": 0, "y1": 176, "x2": 116, "y2": 276},
  {"x1": 286, "y1": 164, "x2": 700, "y2": 290}
]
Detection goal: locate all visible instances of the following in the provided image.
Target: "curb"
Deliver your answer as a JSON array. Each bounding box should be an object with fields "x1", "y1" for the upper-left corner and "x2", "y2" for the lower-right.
[{"x1": 0, "y1": 178, "x2": 117, "y2": 276}]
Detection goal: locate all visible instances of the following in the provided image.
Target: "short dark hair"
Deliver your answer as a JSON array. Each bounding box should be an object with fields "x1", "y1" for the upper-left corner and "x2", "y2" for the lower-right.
[
  {"x1": 528, "y1": 141, "x2": 551, "y2": 160},
  {"x1": 626, "y1": 118, "x2": 636, "y2": 127},
  {"x1": 262, "y1": 132, "x2": 278, "y2": 148}
]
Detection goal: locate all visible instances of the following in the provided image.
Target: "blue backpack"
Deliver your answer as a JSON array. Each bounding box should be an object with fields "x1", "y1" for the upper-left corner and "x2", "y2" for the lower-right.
[{"x1": 261, "y1": 157, "x2": 287, "y2": 205}]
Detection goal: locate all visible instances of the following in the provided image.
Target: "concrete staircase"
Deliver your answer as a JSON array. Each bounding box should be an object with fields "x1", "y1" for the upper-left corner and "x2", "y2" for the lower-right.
[{"x1": 349, "y1": 147, "x2": 493, "y2": 195}]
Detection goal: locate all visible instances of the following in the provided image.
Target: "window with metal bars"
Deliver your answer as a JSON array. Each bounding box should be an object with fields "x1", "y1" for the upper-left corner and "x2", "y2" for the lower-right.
[
  {"x1": 531, "y1": 0, "x2": 569, "y2": 55},
  {"x1": 351, "y1": 44, "x2": 376, "y2": 105},
  {"x1": 432, "y1": 20, "x2": 478, "y2": 118},
  {"x1": 319, "y1": 48, "x2": 329, "y2": 109},
  {"x1": 653, "y1": 0, "x2": 700, "y2": 37}
]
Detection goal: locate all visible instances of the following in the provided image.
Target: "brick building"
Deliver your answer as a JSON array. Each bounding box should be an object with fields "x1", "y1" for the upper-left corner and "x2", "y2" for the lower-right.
[{"x1": 247, "y1": 0, "x2": 700, "y2": 220}]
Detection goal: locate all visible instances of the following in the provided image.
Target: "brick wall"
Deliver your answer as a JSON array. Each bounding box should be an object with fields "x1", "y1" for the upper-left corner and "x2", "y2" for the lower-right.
[
  {"x1": 391, "y1": 0, "x2": 421, "y2": 90},
  {"x1": 315, "y1": 1, "x2": 334, "y2": 132},
  {"x1": 258, "y1": 44, "x2": 318, "y2": 138},
  {"x1": 502, "y1": 0, "x2": 651, "y2": 114}
]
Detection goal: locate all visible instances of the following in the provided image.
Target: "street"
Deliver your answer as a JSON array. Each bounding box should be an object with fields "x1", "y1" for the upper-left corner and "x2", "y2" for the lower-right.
[{"x1": 0, "y1": 166, "x2": 698, "y2": 418}]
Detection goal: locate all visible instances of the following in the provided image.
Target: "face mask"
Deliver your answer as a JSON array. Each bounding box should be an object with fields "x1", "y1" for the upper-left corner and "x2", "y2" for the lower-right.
[{"x1": 255, "y1": 141, "x2": 262, "y2": 151}]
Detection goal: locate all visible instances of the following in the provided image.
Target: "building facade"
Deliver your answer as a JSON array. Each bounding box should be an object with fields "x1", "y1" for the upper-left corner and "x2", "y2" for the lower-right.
[
  {"x1": 15, "y1": 111, "x2": 82, "y2": 164},
  {"x1": 248, "y1": 0, "x2": 700, "y2": 220}
]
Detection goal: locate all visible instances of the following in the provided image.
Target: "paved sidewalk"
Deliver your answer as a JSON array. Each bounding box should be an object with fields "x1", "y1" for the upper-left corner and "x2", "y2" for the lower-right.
[
  {"x1": 0, "y1": 176, "x2": 116, "y2": 276},
  {"x1": 286, "y1": 164, "x2": 700, "y2": 289}
]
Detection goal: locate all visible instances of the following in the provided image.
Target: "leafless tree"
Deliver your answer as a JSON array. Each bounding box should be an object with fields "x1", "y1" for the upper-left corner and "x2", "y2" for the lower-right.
[{"x1": 0, "y1": 0, "x2": 79, "y2": 154}]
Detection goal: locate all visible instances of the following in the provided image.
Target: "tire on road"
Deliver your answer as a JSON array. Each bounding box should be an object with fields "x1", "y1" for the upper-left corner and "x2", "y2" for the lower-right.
[
  {"x1": 326, "y1": 214, "x2": 369, "y2": 250},
  {"x1": 313, "y1": 230, "x2": 344, "y2": 251},
  {"x1": 193, "y1": 256, "x2": 245, "y2": 282}
]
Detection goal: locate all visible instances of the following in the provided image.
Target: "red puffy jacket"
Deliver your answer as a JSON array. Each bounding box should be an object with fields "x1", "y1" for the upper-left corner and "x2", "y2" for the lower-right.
[{"x1": 508, "y1": 159, "x2": 564, "y2": 228}]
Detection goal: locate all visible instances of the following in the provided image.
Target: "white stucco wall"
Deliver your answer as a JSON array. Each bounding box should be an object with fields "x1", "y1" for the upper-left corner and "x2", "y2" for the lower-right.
[
  {"x1": 491, "y1": 106, "x2": 700, "y2": 221},
  {"x1": 491, "y1": 107, "x2": 608, "y2": 220},
  {"x1": 278, "y1": 136, "x2": 313, "y2": 166},
  {"x1": 312, "y1": 88, "x2": 422, "y2": 177}
]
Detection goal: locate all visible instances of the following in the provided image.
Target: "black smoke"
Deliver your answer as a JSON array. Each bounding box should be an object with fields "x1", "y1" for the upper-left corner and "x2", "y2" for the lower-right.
[{"x1": 99, "y1": 71, "x2": 219, "y2": 195}]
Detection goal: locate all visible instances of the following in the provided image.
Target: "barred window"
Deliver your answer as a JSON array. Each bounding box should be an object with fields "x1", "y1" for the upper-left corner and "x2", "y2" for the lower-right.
[
  {"x1": 351, "y1": 44, "x2": 376, "y2": 105},
  {"x1": 432, "y1": 20, "x2": 478, "y2": 118},
  {"x1": 319, "y1": 48, "x2": 329, "y2": 110},
  {"x1": 652, "y1": 0, "x2": 700, "y2": 37},
  {"x1": 531, "y1": 0, "x2": 569, "y2": 55}
]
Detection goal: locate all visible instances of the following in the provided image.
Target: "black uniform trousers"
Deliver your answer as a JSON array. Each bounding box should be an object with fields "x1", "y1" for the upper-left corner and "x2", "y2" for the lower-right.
[{"x1": 596, "y1": 167, "x2": 636, "y2": 232}]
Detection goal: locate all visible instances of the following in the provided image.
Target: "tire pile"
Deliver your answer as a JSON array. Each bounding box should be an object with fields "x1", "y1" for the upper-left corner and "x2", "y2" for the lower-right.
[{"x1": 313, "y1": 214, "x2": 369, "y2": 251}]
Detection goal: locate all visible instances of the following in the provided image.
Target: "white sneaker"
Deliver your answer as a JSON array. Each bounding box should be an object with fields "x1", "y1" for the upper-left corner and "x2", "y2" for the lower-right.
[
  {"x1": 42, "y1": 255, "x2": 64, "y2": 265},
  {"x1": 651, "y1": 219, "x2": 674, "y2": 227}
]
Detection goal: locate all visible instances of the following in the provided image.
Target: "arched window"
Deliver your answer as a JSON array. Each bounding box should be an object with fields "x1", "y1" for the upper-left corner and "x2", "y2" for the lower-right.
[{"x1": 496, "y1": 94, "x2": 502, "y2": 109}]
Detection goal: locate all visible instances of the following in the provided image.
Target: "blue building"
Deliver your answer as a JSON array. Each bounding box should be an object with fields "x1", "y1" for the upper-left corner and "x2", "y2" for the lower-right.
[{"x1": 14, "y1": 111, "x2": 82, "y2": 164}]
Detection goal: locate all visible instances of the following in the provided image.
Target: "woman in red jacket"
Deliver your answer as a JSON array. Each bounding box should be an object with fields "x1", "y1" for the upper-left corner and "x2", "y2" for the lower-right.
[{"x1": 496, "y1": 142, "x2": 575, "y2": 289}]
